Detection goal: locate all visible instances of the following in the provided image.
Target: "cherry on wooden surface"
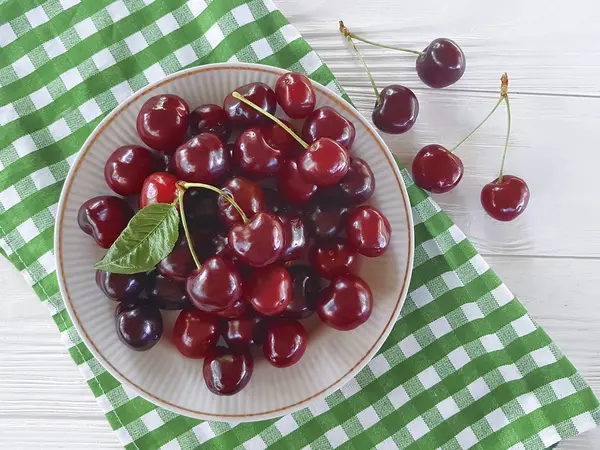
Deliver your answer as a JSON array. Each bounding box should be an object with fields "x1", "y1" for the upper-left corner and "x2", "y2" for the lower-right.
[{"x1": 411, "y1": 144, "x2": 464, "y2": 193}]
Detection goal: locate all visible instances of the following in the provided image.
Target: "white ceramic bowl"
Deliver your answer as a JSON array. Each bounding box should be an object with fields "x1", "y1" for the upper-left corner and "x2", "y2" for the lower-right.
[{"x1": 54, "y1": 62, "x2": 414, "y2": 422}]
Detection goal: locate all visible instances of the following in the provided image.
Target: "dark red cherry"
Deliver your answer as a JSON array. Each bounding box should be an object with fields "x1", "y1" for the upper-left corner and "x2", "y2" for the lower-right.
[
  {"x1": 302, "y1": 106, "x2": 356, "y2": 149},
  {"x1": 210, "y1": 231, "x2": 238, "y2": 263},
  {"x1": 173, "y1": 133, "x2": 230, "y2": 184},
  {"x1": 186, "y1": 256, "x2": 242, "y2": 312},
  {"x1": 147, "y1": 272, "x2": 192, "y2": 310},
  {"x1": 298, "y1": 138, "x2": 350, "y2": 187},
  {"x1": 277, "y1": 159, "x2": 318, "y2": 204},
  {"x1": 223, "y1": 82, "x2": 276, "y2": 126},
  {"x1": 173, "y1": 309, "x2": 220, "y2": 358},
  {"x1": 277, "y1": 213, "x2": 309, "y2": 262},
  {"x1": 232, "y1": 127, "x2": 284, "y2": 178},
  {"x1": 264, "y1": 320, "x2": 308, "y2": 368},
  {"x1": 183, "y1": 188, "x2": 219, "y2": 227},
  {"x1": 215, "y1": 298, "x2": 248, "y2": 319},
  {"x1": 282, "y1": 265, "x2": 322, "y2": 319},
  {"x1": 317, "y1": 275, "x2": 373, "y2": 331},
  {"x1": 157, "y1": 233, "x2": 196, "y2": 282},
  {"x1": 263, "y1": 188, "x2": 288, "y2": 214},
  {"x1": 115, "y1": 302, "x2": 163, "y2": 351},
  {"x1": 249, "y1": 265, "x2": 292, "y2": 316},
  {"x1": 140, "y1": 172, "x2": 178, "y2": 209},
  {"x1": 372, "y1": 85, "x2": 419, "y2": 134},
  {"x1": 303, "y1": 198, "x2": 349, "y2": 239},
  {"x1": 78, "y1": 196, "x2": 134, "y2": 249},
  {"x1": 95, "y1": 270, "x2": 147, "y2": 301},
  {"x1": 104, "y1": 145, "x2": 155, "y2": 196},
  {"x1": 481, "y1": 175, "x2": 530, "y2": 222},
  {"x1": 416, "y1": 38, "x2": 466, "y2": 89},
  {"x1": 412, "y1": 144, "x2": 464, "y2": 193},
  {"x1": 264, "y1": 120, "x2": 302, "y2": 157},
  {"x1": 217, "y1": 177, "x2": 265, "y2": 227},
  {"x1": 203, "y1": 347, "x2": 253, "y2": 396},
  {"x1": 189, "y1": 104, "x2": 231, "y2": 142},
  {"x1": 136, "y1": 94, "x2": 189, "y2": 153},
  {"x1": 346, "y1": 205, "x2": 392, "y2": 257},
  {"x1": 228, "y1": 212, "x2": 285, "y2": 267},
  {"x1": 309, "y1": 238, "x2": 359, "y2": 279},
  {"x1": 222, "y1": 313, "x2": 268, "y2": 349},
  {"x1": 331, "y1": 157, "x2": 375, "y2": 205},
  {"x1": 275, "y1": 72, "x2": 316, "y2": 119}
]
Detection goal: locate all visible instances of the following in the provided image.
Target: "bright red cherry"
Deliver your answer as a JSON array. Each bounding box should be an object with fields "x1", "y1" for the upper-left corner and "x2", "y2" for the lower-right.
[
  {"x1": 232, "y1": 127, "x2": 284, "y2": 178},
  {"x1": 412, "y1": 144, "x2": 464, "y2": 193},
  {"x1": 277, "y1": 213, "x2": 308, "y2": 262},
  {"x1": 173, "y1": 309, "x2": 220, "y2": 359},
  {"x1": 309, "y1": 238, "x2": 359, "y2": 279},
  {"x1": 317, "y1": 275, "x2": 373, "y2": 331},
  {"x1": 282, "y1": 265, "x2": 322, "y2": 319},
  {"x1": 188, "y1": 104, "x2": 231, "y2": 142},
  {"x1": 223, "y1": 82, "x2": 276, "y2": 126},
  {"x1": 222, "y1": 313, "x2": 269, "y2": 349},
  {"x1": 115, "y1": 302, "x2": 163, "y2": 351},
  {"x1": 372, "y1": 85, "x2": 419, "y2": 134},
  {"x1": 264, "y1": 120, "x2": 302, "y2": 157},
  {"x1": 275, "y1": 72, "x2": 316, "y2": 119},
  {"x1": 136, "y1": 94, "x2": 189, "y2": 153},
  {"x1": 95, "y1": 270, "x2": 147, "y2": 301},
  {"x1": 104, "y1": 145, "x2": 155, "y2": 196},
  {"x1": 139, "y1": 172, "x2": 178, "y2": 209},
  {"x1": 228, "y1": 212, "x2": 285, "y2": 267},
  {"x1": 346, "y1": 205, "x2": 392, "y2": 257},
  {"x1": 78, "y1": 196, "x2": 133, "y2": 249},
  {"x1": 217, "y1": 177, "x2": 265, "y2": 227},
  {"x1": 173, "y1": 133, "x2": 230, "y2": 184},
  {"x1": 298, "y1": 138, "x2": 350, "y2": 187},
  {"x1": 416, "y1": 38, "x2": 466, "y2": 89},
  {"x1": 215, "y1": 298, "x2": 248, "y2": 319},
  {"x1": 186, "y1": 256, "x2": 242, "y2": 312},
  {"x1": 481, "y1": 175, "x2": 530, "y2": 221},
  {"x1": 277, "y1": 159, "x2": 318, "y2": 204},
  {"x1": 302, "y1": 107, "x2": 355, "y2": 149},
  {"x1": 248, "y1": 265, "x2": 292, "y2": 316},
  {"x1": 331, "y1": 157, "x2": 375, "y2": 205},
  {"x1": 264, "y1": 320, "x2": 308, "y2": 368},
  {"x1": 303, "y1": 198, "x2": 349, "y2": 239},
  {"x1": 147, "y1": 272, "x2": 192, "y2": 311}
]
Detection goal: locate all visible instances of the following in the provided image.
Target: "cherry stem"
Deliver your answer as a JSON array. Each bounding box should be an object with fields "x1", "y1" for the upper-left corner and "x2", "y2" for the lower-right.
[
  {"x1": 339, "y1": 21, "x2": 423, "y2": 56},
  {"x1": 231, "y1": 92, "x2": 309, "y2": 150},
  {"x1": 177, "y1": 186, "x2": 202, "y2": 270},
  {"x1": 498, "y1": 95, "x2": 511, "y2": 183},
  {"x1": 449, "y1": 97, "x2": 503, "y2": 152},
  {"x1": 342, "y1": 31, "x2": 382, "y2": 105}
]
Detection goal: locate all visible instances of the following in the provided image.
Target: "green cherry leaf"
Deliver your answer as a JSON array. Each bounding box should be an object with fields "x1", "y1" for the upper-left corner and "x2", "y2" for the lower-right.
[{"x1": 94, "y1": 203, "x2": 180, "y2": 274}]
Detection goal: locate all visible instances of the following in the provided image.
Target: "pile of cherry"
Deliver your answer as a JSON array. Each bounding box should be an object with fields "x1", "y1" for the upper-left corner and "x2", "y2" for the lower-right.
[{"x1": 78, "y1": 72, "x2": 391, "y2": 396}]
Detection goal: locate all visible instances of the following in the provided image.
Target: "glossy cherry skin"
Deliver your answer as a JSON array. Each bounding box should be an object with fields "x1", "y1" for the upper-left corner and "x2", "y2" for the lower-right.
[
  {"x1": 411, "y1": 144, "x2": 464, "y2": 193},
  {"x1": 275, "y1": 72, "x2": 316, "y2": 119},
  {"x1": 136, "y1": 94, "x2": 189, "y2": 153},
  {"x1": 157, "y1": 233, "x2": 196, "y2": 282},
  {"x1": 78, "y1": 196, "x2": 134, "y2": 249},
  {"x1": 303, "y1": 199, "x2": 349, "y2": 239},
  {"x1": 104, "y1": 145, "x2": 155, "y2": 196},
  {"x1": 481, "y1": 175, "x2": 530, "y2": 222},
  {"x1": 115, "y1": 302, "x2": 163, "y2": 351},
  {"x1": 189, "y1": 104, "x2": 231, "y2": 142},
  {"x1": 223, "y1": 82, "x2": 276, "y2": 126},
  {"x1": 217, "y1": 177, "x2": 265, "y2": 227},
  {"x1": 95, "y1": 270, "x2": 147, "y2": 301},
  {"x1": 140, "y1": 172, "x2": 179, "y2": 209},
  {"x1": 173, "y1": 133, "x2": 230, "y2": 184},
  {"x1": 309, "y1": 238, "x2": 359, "y2": 279},
  {"x1": 317, "y1": 275, "x2": 373, "y2": 331},
  {"x1": 248, "y1": 265, "x2": 292, "y2": 316},
  {"x1": 346, "y1": 205, "x2": 392, "y2": 257},
  {"x1": 302, "y1": 107, "x2": 356, "y2": 149},
  {"x1": 264, "y1": 120, "x2": 302, "y2": 157},
  {"x1": 298, "y1": 138, "x2": 350, "y2": 187},
  {"x1": 331, "y1": 158, "x2": 375, "y2": 205},
  {"x1": 215, "y1": 298, "x2": 248, "y2": 319},
  {"x1": 277, "y1": 159, "x2": 318, "y2": 204},
  {"x1": 372, "y1": 85, "x2": 419, "y2": 134},
  {"x1": 282, "y1": 265, "x2": 322, "y2": 319},
  {"x1": 203, "y1": 347, "x2": 253, "y2": 396},
  {"x1": 228, "y1": 212, "x2": 285, "y2": 267},
  {"x1": 210, "y1": 231, "x2": 238, "y2": 263},
  {"x1": 186, "y1": 256, "x2": 242, "y2": 312},
  {"x1": 222, "y1": 313, "x2": 269, "y2": 349},
  {"x1": 232, "y1": 127, "x2": 284, "y2": 178},
  {"x1": 416, "y1": 38, "x2": 465, "y2": 89},
  {"x1": 263, "y1": 188, "x2": 288, "y2": 214},
  {"x1": 277, "y1": 213, "x2": 309, "y2": 262},
  {"x1": 173, "y1": 309, "x2": 220, "y2": 358},
  {"x1": 264, "y1": 320, "x2": 308, "y2": 368}
]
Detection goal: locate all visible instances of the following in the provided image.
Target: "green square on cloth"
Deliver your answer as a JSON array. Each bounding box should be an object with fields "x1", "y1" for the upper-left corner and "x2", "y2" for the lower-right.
[{"x1": 0, "y1": 0, "x2": 599, "y2": 449}]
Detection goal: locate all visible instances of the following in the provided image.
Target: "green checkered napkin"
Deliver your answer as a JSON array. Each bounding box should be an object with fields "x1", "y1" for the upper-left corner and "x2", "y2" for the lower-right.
[{"x1": 1, "y1": 0, "x2": 598, "y2": 448}]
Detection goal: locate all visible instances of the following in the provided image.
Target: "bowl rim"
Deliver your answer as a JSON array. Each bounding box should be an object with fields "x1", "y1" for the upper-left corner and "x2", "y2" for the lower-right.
[{"x1": 54, "y1": 62, "x2": 414, "y2": 422}]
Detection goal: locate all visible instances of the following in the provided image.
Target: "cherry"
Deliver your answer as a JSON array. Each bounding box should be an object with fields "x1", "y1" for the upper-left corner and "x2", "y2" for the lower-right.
[
  {"x1": 228, "y1": 212, "x2": 285, "y2": 267},
  {"x1": 147, "y1": 272, "x2": 192, "y2": 310},
  {"x1": 317, "y1": 274, "x2": 373, "y2": 331},
  {"x1": 210, "y1": 231, "x2": 238, "y2": 262},
  {"x1": 303, "y1": 198, "x2": 349, "y2": 239},
  {"x1": 186, "y1": 256, "x2": 242, "y2": 312},
  {"x1": 78, "y1": 196, "x2": 134, "y2": 249},
  {"x1": 346, "y1": 205, "x2": 392, "y2": 257},
  {"x1": 264, "y1": 320, "x2": 308, "y2": 368},
  {"x1": 217, "y1": 177, "x2": 265, "y2": 227},
  {"x1": 223, "y1": 82, "x2": 276, "y2": 126},
  {"x1": 277, "y1": 213, "x2": 309, "y2": 262},
  {"x1": 297, "y1": 138, "x2": 350, "y2": 187},
  {"x1": 104, "y1": 145, "x2": 155, "y2": 196},
  {"x1": 215, "y1": 298, "x2": 248, "y2": 319},
  {"x1": 248, "y1": 265, "x2": 292, "y2": 316},
  {"x1": 277, "y1": 159, "x2": 318, "y2": 204},
  {"x1": 331, "y1": 157, "x2": 375, "y2": 205},
  {"x1": 157, "y1": 233, "x2": 197, "y2": 282},
  {"x1": 183, "y1": 188, "x2": 219, "y2": 227},
  {"x1": 263, "y1": 188, "x2": 288, "y2": 214},
  {"x1": 372, "y1": 85, "x2": 419, "y2": 134},
  {"x1": 302, "y1": 107, "x2": 355, "y2": 149},
  {"x1": 275, "y1": 72, "x2": 316, "y2": 119},
  {"x1": 282, "y1": 265, "x2": 322, "y2": 319},
  {"x1": 232, "y1": 127, "x2": 284, "y2": 178},
  {"x1": 416, "y1": 38, "x2": 466, "y2": 89},
  {"x1": 95, "y1": 270, "x2": 147, "y2": 301},
  {"x1": 136, "y1": 94, "x2": 189, "y2": 153},
  {"x1": 481, "y1": 175, "x2": 529, "y2": 222},
  {"x1": 173, "y1": 309, "x2": 220, "y2": 358},
  {"x1": 140, "y1": 172, "x2": 178, "y2": 209},
  {"x1": 264, "y1": 120, "x2": 302, "y2": 157},
  {"x1": 115, "y1": 302, "x2": 163, "y2": 351},
  {"x1": 203, "y1": 347, "x2": 253, "y2": 396},
  {"x1": 411, "y1": 144, "x2": 464, "y2": 193},
  {"x1": 173, "y1": 133, "x2": 230, "y2": 184},
  {"x1": 222, "y1": 313, "x2": 268, "y2": 349},
  {"x1": 309, "y1": 238, "x2": 359, "y2": 279},
  {"x1": 188, "y1": 104, "x2": 231, "y2": 142}
]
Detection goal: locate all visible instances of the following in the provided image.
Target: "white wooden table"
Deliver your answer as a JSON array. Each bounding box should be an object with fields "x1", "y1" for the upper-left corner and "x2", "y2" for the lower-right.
[{"x1": 1, "y1": 0, "x2": 599, "y2": 448}]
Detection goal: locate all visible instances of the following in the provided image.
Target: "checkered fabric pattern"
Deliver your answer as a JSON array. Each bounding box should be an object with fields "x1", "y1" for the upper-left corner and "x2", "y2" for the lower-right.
[{"x1": 0, "y1": 0, "x2": 598, "y2": 449}]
